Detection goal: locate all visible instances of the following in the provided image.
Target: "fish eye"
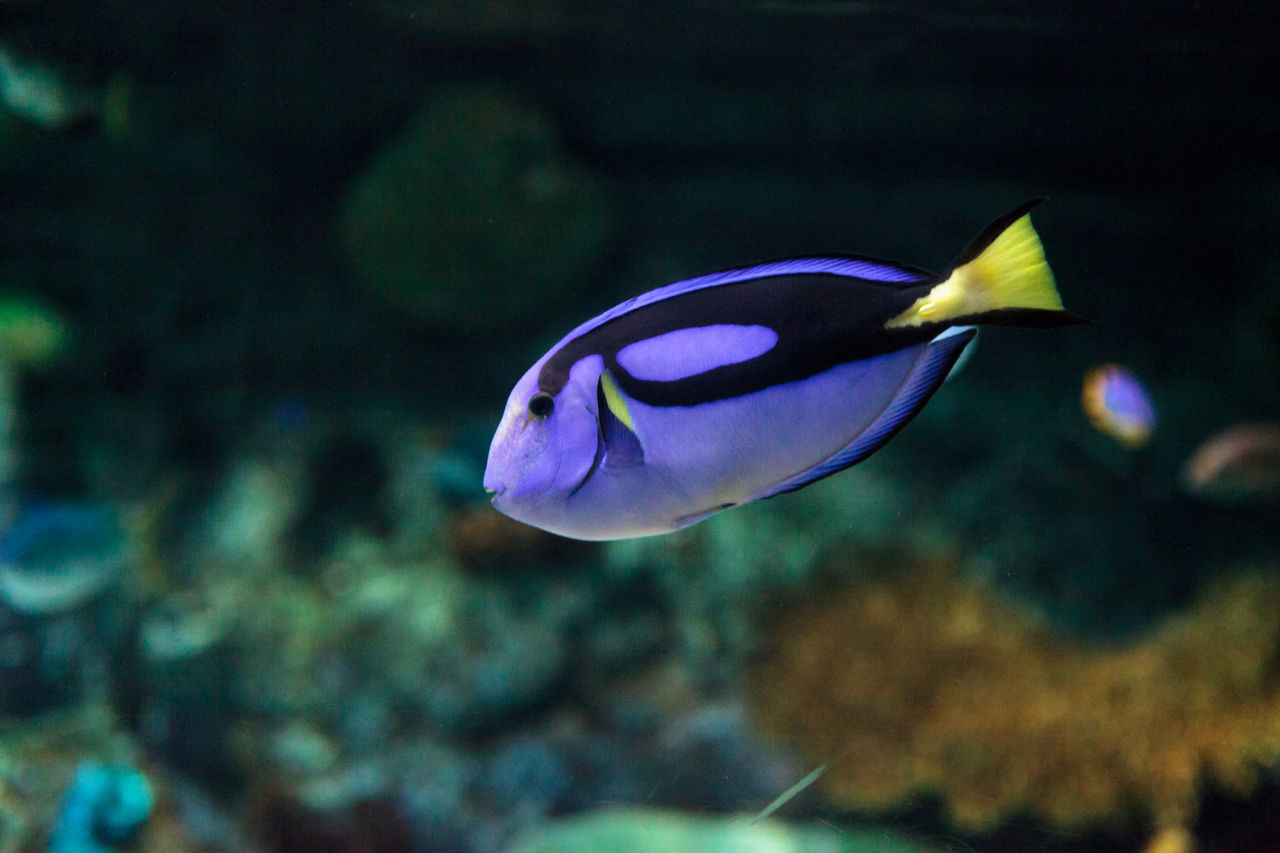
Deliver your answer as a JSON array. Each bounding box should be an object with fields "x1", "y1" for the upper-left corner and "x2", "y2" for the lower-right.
[{"x1": 528, "y1": 393, "x2": 554, "y2": 418}]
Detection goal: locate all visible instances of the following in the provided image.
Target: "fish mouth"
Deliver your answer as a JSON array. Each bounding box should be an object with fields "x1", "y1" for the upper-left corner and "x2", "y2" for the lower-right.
[{"x1": 482, "y1": 463, "x2": 506, "y2": 501}]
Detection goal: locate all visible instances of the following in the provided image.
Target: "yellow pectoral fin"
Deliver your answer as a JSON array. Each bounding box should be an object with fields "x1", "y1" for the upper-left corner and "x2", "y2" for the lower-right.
[
  {"x1": 599, "y1": 368, "x2": 636, "y2": 431},
  {"x1": 887, "y1": 204, "x2": 1062, "y2": 329},
  {"x1": 597, "y1": 369, "x2": 645, "y2": 468}
]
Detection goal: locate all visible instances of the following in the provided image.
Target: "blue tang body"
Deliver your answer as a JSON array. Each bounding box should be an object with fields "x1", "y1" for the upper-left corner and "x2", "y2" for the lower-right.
[{"x1": 485, "y1": 201, "x2": 1074, "y2": 540}]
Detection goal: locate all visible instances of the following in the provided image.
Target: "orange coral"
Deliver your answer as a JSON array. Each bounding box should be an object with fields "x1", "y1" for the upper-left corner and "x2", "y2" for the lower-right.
[{"x1": 749, "y1": 556, "x2": 1280, "y2": 835}]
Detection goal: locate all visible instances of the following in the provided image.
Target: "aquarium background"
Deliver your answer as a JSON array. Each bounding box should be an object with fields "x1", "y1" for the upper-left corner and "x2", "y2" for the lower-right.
[{"x1": 0, "y1": 1, "x2": 1278, "y2": 851}]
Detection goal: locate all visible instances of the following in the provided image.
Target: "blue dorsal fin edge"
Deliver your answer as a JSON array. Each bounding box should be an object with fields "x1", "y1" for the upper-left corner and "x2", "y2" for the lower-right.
[
  {"x1": 551, "y1": 257, "x2": 934, "y2": 364},
  {"x1": 756, "y1": 326, "x2": 977, "y2": 500},
  {"x1": 597, "y1": 370, "x2": 645, "y2": 468},
  {"x1": 677, "y1": 256, "x2": 933, "y2": 289}
]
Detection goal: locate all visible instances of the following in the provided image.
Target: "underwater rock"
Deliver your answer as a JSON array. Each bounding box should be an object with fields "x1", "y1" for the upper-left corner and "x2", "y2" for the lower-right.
[
  {"x1": 0, "y1": 503, "x2": 135, "y2": 715},
  {"x1": 479, "y1": 736, "x2": 570, "y2": 817},
  {"x1": 247, "y1": 783, "x2": 416, "y2": 853},
  {"x1": 137, "y1": 584, "x2": 241, "y2": 784},
  {"x1": 139, "y1": 585, "x2": 238, "y2": 665},
  {"x1": 322, "y1": 536, "x2": 569, "y2": 733},
  {"x1": 267, "y1": 721, "x2": 340, "y2": 781},
  {"x1": 447, "y1": 503, "x2": 594, "y2": 572},
  {"x1": 604, "y1": 458, "x2": 920, "y2": 665},
  {"x1": 532, "y1": 671, "x2": 804, "y2": 823},
  {"x1": 0, "y1": 612, "x2": 113, "y2": 716},
  {"x1": 651, "y1": 702, "x2": 808, "y2": 815},
  {"x1": 194, "y1": 459, "x2": 304, "y2": 575},
  {"x1": 750, "y1": 555, "x2": 1280, "y2": 836},
  {"x1": 384, "y1": 434, "x2": 464, "y2": 552},
  {"x1": 293, "y1": 432, "x2": 392, "y2": 557},
  {"x1": 228, "y1": 572, "x2": 332, "y2": 720},
  {"x1": 0, "y1": 707, "x2": 118, "y2": 850},
  {"x1": 389, "y1": 738, "x2": 477, "y2": 839},
  {"x1": 508, "y1": 808, "x2": 942, "y2": 853},
  {"x1": 228, "y1": 533, "x2": 571, "y2": 802},
  {"x1": 580, "y1": 610, "x2": 668, "y2": 676},
  {"x1": 0, "y1": 504, "x2": 130, "y2": 616},
  {"x1": 339, "y1": 87, "x2": 617, "y2": 333}
]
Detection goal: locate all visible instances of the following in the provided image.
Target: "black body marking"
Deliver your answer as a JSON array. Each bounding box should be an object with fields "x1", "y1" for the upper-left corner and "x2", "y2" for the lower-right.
[{"x1": 538, "y1": 273, "x2": 942, "y2": 408}]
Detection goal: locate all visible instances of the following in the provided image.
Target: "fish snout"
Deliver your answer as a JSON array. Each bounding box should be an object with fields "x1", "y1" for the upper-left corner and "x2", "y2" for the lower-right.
[{"x1": 482, "y1": 471, "x2": 507, "y2": 502}]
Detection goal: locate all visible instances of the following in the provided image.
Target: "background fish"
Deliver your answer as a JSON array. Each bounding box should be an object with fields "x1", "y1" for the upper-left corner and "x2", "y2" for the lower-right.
[
  {"x1": 1082, "y1": 363, "x2": 1156, "y2": 448},
  {"x1": 1182, "y1": 422, "x2": 1280, "y2": 504},
  {"x1": 485, "y1": 201, "x2": 1076, "y2": 540}
]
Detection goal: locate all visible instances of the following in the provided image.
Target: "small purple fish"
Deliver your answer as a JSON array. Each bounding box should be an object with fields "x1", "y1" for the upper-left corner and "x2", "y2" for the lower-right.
[
  {"x1": 485, "y1": 201, "x2": 1076, "y2": 540},
  {"x1": 1081, "y1": 364, "x2": 1156, "y2": 448}
]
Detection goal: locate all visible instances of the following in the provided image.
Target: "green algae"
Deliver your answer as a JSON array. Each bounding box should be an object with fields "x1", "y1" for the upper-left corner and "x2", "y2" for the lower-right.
[{"x1": 509, "y1": 808, "x2": 943, "y2": 853}]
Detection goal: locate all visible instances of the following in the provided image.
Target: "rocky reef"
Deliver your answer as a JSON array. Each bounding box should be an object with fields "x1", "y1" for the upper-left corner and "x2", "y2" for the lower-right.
[{"x1": 751, "y1": 554, "x2": 1280, "y2": 839}]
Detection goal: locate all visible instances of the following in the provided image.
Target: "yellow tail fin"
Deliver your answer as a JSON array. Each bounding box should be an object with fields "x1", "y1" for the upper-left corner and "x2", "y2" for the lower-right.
[{"x1": 886, "y1": 201, "x2": 1063, "y2": 329}]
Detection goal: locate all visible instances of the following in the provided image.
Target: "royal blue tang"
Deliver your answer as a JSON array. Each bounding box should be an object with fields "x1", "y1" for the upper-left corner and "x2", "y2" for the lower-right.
[{"x1": 485, "y1": 201, "x2": 1075, "y2": 540}]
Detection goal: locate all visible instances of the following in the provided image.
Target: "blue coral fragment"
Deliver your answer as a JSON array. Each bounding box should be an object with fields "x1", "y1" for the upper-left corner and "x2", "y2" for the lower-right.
[{"x1": 48, "y1": 761, "x2": 154, "y2": 853}]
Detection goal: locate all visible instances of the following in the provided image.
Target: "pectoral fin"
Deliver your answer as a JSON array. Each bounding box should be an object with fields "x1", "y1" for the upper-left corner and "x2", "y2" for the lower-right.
[{"x1": 597, "y1": 369, "x2": 645, "y2": 468}]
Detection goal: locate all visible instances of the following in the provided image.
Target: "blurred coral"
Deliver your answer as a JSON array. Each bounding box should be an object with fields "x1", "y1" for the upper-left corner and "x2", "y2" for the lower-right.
[
  {"x1": 750, "y1": 556, "x2": 1280, "y2": 835},
  {"x1": 339, "y1": 87, "x2": 617, "y2": 333},
  {"x1": 447, "y1": 503, "x2": 592, "y2": 571},
  {"x1": 48, "y1": 760, "x2": 154, "y2": 853},
  {"x1": 1141, "y1": 825, "x2": 1196, "y2": 853},
  {"x1": 508, "y1": 807, "x2": 943, "y2": 853},
  {"x1": 0, "y1": 503, "x2": 131, "y2": 616},
  {"x1": 0, "y1": 46, "x2": 104, "y2": 131},
  {"x1": 0, "y1": 294, "x2": 68, "y2": 369},
  {"x1": 0, "y1": 704, "x2": 201, "y2": 853},
  {"x1": 0, "y1": 293, "x2": 69, "y2": 529}
]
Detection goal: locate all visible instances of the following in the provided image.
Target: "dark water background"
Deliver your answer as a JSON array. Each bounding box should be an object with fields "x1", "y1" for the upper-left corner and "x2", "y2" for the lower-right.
[{"x1": 0, "y1": 2, "x2": 1278, "y2": 852}]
